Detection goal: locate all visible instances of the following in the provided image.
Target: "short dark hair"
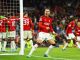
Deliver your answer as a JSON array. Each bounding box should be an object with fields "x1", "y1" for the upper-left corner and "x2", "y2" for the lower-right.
[
  {"x1": 23, "y1": 11, "x2": 30, "y2": 16},
  {"x1": 44, "y1": 7, "x2": 50, "y2": 11}
]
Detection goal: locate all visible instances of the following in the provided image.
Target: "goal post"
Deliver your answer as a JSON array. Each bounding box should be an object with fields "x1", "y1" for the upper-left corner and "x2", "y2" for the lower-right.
[{"x1": 19, "y1": 0, "x2": 24, "y2": 55}]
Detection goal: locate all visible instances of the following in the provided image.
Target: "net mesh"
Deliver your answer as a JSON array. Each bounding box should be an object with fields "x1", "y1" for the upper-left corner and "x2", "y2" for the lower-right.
[
  {"x1": 0, "y1": 0, "x2": 19, "y2": 16},
  {"x1": 0, "y1": 0, "x2": 21, "y2": 55}
]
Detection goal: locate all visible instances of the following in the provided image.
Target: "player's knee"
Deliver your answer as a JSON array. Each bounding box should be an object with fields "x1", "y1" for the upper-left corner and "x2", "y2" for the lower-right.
[
  {"x1": 50, "y1": 41, "x2": 56, "y2": 45},
  {"x1": 36, "y1": 40, "x2": 43, "y2": 45}
]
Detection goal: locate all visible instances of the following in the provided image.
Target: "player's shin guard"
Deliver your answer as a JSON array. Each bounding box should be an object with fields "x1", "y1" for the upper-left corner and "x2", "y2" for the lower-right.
[
  {"x1": 63, "y1": 43, "x2": 68, "y2": 50},
  {"x1": 27, "y1": 44, "x2": 38, "y2": 57},
  {"x1": 76, "y1": 42, "x2": 80, "y2": 48},
  {"x1": 44, "y1": 45, "x2": 54, "y2": 56},
  {"x1": 0, "y1": 42, "x2": 2, "y2": 51},
  {"x1": 2, "y1": 41, "x2": 7, "y2": 51}
]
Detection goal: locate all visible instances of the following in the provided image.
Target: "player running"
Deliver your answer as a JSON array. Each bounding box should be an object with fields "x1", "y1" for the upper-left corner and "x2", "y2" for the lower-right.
[
  {"x1": 75, "y1": 19, "x2": 80, "y2": 48},
  {"x1": 62, "y1": 18, "x2": 78, "y2": 50},
  {"x1": 27, "y1": 8, "x2": 57, "y2": 57}
]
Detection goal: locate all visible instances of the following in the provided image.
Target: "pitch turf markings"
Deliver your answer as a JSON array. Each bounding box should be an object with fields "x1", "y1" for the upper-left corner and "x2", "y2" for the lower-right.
[{"x1": 32, "y1": 55, "x2": 73, "y2": 60}]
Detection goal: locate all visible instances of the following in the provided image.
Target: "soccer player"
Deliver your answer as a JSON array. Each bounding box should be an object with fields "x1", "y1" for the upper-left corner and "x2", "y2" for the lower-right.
[
  {"x1": 23, "y1": 12, "x2": 34, "y2": 48},
  {"x1": 0, "y1": 17, "x2": 7, "y2": 51},
  {"x1": 0, "y1": 18, "x2": 2, "y2": 51},
  {"x1": 75, "y1": 19, "x2": 80, "y2": 48},
  {"x1": 62, "y1": 18, "x2": 78, "y2": 50},
  {"x1": 27, "y1": 8, "x2": 57, "y2": 57},
  {"x1": 7, "y1": 16, "x2": 17, "y2": 52}
]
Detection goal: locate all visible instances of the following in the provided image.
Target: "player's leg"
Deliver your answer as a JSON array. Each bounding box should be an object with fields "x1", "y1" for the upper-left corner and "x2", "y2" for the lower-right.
[
  {"x1": 44, "y1": 34, "x2": 56, "y2": 57},
  {"x1": 61, "y1": 35, "x2": 67, "y2": 46},
  {"x1": 2, "y1": 32, "x2": 7, "y2": 51},
  {"x1": 62, "y1": 38, "x2": 69, "y2": 50},
  {"x1": 27, "y1": 39, "x2": 43, "y2": 57},
  {"x1": 76, "y1": 36, "x2": 80, "y2": 48},
  {"x1": 11, "y1": 38, "x2": 16, "y2": 51},
  {"x1": 27, "y1": 32, "x2": 44, "y2": 57},
  {"x1": 63, "y1": 33, "x2": 75, "y2": 50},
  {"x1": 24, "y1": 31, "x2": 28, "y2": 48},
  {"x1": 0, "y1": 33, "x2": 2, "y2": 51},
  {"x1": 15, "y1": 35, "x2": 20, "y2": 49},
  {"x1": 27, "y1": 31, "x2": 33, "y2": 48},
  {"x1": 63, "y1": 34, "x2": 70, "y2": 50},
  {"x1": 10, "y1": 31, "x2": 16, "y2": 52},
  {"x1": 0, "y1": 40, "x2": 2, "y2": 51},
  {"x1": 24, "y1": 31, "x2": 29, "y2": 44},
  {"x1": 44, "y1": 40, "x2": 56, "y2": 57}
]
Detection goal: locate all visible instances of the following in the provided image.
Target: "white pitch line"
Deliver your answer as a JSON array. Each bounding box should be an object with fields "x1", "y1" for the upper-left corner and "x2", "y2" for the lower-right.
[
  {"x1": 32, "y1": 55, "x2": 73, "y2": 60},
  {"x1": 0, "y1": 53, "x2": 19, "y2": 55}
]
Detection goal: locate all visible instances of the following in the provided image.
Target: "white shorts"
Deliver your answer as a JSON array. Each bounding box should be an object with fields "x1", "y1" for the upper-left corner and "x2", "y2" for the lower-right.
[
  {"x1": 0, "y1": 33, "x2": 2, "y2": 38},
  {"x1": 8, "y1": 31, "x2": 16, "y2": 38},
  {"x1": 0, "y1": 32, "x2": 7, "y2": 39},
  {"x1": 24, "y1": 31, "x2": 32, "y2": 39},
  {"x1": 37, "y1": 32, "x2": 53, "y2": 41},
  {"x1": 2, "y1": 32, "x2": 7, "y2": 39},
  {"x1": 67, "y1": 33, "x2": 75, "y2": 39},
  {"x1": 77, "y1": 36, "x2": 80, "y2": 41}
]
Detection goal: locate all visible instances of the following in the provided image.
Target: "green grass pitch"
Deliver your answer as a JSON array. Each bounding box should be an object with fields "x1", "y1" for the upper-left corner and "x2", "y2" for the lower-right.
[{"x1": 0, "y1": 47, "x2": 80, "y2": 60}]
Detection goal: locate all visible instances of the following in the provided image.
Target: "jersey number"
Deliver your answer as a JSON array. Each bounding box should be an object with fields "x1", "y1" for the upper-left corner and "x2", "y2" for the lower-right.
[{"x1": 23, "y1": 19, "x2": 29, "y2": 25}]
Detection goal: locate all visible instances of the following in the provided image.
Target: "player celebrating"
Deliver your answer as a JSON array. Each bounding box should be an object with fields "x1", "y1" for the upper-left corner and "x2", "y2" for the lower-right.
[
  {"x1": 27, "y1": 8, "x2": 57, "y2": 57},
  {"x1": 62, "y1": 18, "x2": 78, "y2": 50},
  {"x1": 7, "y1": 16, "x2": 17, "y2": 52},
  {"x1": 23, "y1": 12, "x2": 34, "y2": 48},
  {"x1": 75, "y1": 19, "x2": 80, "y2": 48},
  {"x1": 0, "y1": 17, "x2": 7, "y2": 51},
  {"x1": 0, "y1": 18, "x2": 2, "y2": 51}
]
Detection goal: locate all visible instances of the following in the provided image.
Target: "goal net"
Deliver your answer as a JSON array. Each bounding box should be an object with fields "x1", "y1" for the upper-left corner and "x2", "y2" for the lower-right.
[{"x1": 0, "y1": 0, "x2": 24, "y2": 55}]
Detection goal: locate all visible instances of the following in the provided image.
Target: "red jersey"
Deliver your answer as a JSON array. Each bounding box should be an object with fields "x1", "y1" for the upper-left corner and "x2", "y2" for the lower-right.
[
  {"x1": 39, "y1": 16, "x2": 54, "y2": 33},
  {"x1": 75, "y1": 26, "x2": 80, "y2": 36},
  {"x1": 66, "y1": 20, "x2": 75, "y2": 35},
  {"x1": 7, "y1": 16, "x2": 16, "y2": 31},
  {"x1": 0, "y1": 18, "x2": 7, "y2": 32},
  {"x1": 23, "y1": 17, "x2": 33, "y2": 30}
]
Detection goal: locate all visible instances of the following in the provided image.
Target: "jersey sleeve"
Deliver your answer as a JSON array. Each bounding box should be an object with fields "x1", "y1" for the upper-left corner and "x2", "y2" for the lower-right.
[
  {"x1": 49, "y1": 20, "x2": 55, "y2": 33},
  {"x1": 30, "y1": 18, "x2": 34, "y2": 30},
  {"x1": 75, "y1": 27, "x2": 80, "y2": 36}
]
